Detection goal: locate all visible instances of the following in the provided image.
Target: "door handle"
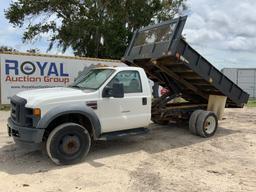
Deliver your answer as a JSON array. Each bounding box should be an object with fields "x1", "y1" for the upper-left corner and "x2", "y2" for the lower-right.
[{"x1": 142, "y1": 97, "x2": 147, "y2": 105}]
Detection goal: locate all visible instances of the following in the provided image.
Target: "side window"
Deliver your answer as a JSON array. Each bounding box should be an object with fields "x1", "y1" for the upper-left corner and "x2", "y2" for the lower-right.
[{"x1": 107, "y1": 71, "x2": 142, "y2": 93}]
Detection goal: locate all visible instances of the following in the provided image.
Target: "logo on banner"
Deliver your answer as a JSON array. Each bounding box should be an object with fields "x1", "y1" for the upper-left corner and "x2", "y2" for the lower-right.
[
  {"x1": 5, "y1": 60, "x2": 70, "y2": 84},
  {"x1": 21, "y1": 61, "x2": 36, "y2": 75}
]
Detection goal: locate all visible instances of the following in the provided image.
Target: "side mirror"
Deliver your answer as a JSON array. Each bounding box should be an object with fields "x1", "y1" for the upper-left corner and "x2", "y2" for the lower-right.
[
  {"x1": 102, "y1": 83, "x2": 124, "y2": 98},
  {"x1": 112, "y1": 83, "x2": 124, "y2": 98}
]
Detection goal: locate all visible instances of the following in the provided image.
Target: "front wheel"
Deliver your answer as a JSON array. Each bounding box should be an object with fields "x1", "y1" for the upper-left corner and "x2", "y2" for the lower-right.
[{"x1": 46, "y1": 123, "x2": 91, "y2": 165}]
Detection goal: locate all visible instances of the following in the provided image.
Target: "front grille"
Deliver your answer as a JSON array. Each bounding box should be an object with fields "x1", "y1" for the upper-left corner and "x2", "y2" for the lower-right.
[
  {"x1": 10, "y1": 96, "x2": 33, "y2": 127},
  {"x1": 10, "y1": 100, "x2": 17, "y2": 121}
]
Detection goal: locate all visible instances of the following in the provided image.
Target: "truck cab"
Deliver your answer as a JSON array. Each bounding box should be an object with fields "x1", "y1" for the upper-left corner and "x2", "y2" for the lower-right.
[{"x1": 8, "y1": 66, "x2": 152, "y2": 164}]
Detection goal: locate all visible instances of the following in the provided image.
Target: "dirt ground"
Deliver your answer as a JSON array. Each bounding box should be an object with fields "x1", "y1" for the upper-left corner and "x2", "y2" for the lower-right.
[{"x1": 0, "y1": 108, "x2": 255, "y2": 192}]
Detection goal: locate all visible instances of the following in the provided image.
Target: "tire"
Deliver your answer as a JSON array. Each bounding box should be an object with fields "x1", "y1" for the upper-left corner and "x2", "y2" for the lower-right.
[
  {"x1": 46, "y1": 123, "x2": 91, "y2": 165},
  {"x1": 189, "y1": 110, "x2": 204, "y2": 135},
  {"x1": 195, "y1": 111, "x2": 218, "y2": 138}
]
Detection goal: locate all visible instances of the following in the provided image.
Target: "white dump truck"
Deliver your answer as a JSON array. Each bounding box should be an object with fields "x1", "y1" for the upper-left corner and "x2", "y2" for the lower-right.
[{"x1": 7, "y1": 16, "x2": 249, "y2": 165}]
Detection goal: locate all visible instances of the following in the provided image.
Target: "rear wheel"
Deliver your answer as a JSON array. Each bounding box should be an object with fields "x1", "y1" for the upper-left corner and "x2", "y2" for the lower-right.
[
  {"x1": 189, "y1": 110, "x2": 203, "y2": 135},
  {"x1": 196, "y1": 111, "x2": 218, "y2": 138},
  {"x1": 46, "y1": 123, "x2": 91, "y2": 165}
]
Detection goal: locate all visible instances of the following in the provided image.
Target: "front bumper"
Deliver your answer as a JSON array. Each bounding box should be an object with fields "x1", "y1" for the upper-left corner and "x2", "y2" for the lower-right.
[{"x1": 7, "y1": 118, "x2": 45, "y2": 143}]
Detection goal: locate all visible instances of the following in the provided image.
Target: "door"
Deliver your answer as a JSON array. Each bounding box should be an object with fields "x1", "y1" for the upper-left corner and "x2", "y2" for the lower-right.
[{"x1": 98, "y1": 70, "x2": 151, "y2": 133}]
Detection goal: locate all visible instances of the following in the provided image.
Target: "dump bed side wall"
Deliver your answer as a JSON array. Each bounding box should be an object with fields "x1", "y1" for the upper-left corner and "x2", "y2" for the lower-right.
[{"x1": 176, "y1": 39, "x2": 249, "y2": 107}]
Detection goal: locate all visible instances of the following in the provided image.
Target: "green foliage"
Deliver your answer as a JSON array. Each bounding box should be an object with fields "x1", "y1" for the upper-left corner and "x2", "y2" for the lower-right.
[
  {"x1": 5, "y1": 0, "x2": 186, "y2": 59},
  {"x1": 0, "y1": 45, "x2": 18, "y2": 52},
  {"x1": 26, "y1": 48, "x2": 40, "y2": 53}
]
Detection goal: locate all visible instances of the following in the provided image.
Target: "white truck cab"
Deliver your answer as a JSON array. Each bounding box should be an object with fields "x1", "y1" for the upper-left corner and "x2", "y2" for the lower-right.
[{"x1": 8, "y1": 66, "x2": 152, "y2": 164}]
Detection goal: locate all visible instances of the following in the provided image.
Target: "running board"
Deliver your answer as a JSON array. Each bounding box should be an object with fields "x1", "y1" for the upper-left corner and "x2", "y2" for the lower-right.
[{"x1": 98, "y1": 128, "x2": 149, "y2": 141}]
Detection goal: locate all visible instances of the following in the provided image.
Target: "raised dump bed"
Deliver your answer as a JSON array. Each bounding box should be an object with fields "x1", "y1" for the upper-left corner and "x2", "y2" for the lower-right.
[{"x1": 122, "y1": 16, "x2": 249, "y2": 109}]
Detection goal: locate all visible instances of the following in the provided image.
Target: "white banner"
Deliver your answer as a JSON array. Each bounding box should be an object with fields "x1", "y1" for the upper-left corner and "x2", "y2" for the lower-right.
[{"x1": 0, "y1": 53, "x2": 122, "y2": 104}]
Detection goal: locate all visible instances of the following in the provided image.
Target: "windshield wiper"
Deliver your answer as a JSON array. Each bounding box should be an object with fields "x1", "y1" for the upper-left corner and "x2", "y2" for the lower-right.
[
  {"x1": 69, "y1": 85, "x2": 82, "y2": 89},
  {"x1": 69, "y1": 85, "x2": 96, "y2": 90},
  {"x1": 82, "y1": 87, "x2": 97, "y2": 90}
]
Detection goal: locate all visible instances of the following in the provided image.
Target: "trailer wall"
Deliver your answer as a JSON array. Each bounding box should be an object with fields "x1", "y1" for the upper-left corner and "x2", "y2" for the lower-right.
[{"x1": 222, "y1": 68, "x2": 256, "y2": 98}]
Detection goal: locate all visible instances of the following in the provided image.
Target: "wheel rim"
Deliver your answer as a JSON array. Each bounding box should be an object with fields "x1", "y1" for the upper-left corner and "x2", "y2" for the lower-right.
[
  {"x1": 59, "y1": 134, "x2": 81, "y2": 156},
  {"x1": 204, "y1": 116, "x2": 216, "y2": 134}
]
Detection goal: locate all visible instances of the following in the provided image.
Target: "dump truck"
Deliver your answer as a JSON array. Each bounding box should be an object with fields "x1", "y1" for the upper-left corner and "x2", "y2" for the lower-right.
[{"x1": 7, "y1": 16, "x2": 249, "y2": 165}]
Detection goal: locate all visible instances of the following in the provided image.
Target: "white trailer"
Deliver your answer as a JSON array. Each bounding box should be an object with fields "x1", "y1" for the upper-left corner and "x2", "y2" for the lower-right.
[
  {"x1": 0, "y1": 52, "x2": 122, "y2": 104},
  {"x1": 222, "y1": 68, "x2": 256, "y2": 98}
]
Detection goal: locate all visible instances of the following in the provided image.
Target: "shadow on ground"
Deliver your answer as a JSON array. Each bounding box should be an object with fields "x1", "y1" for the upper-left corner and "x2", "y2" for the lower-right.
[{"x1": 0, "y1": 123, "x2": 238, "y2": 175}]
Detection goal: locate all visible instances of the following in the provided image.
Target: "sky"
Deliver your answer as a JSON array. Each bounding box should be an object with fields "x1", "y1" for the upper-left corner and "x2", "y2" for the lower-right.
[
  {"x1": 184, "y1": 0, "x2": 256, "y2": 69},
  {"x1": 0, "y1": 0, "x2": 256, "y2": 70},
  {"x1": 0, "y1": 0, "x2": 71, "y2": 55}
]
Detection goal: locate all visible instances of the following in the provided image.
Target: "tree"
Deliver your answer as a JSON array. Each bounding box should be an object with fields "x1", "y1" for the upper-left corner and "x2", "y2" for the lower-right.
[
  {"x1": 5, "y1": 0, "x2": 186, "y2": 59},
  {"x1": 27, "y1": 48, "x2": 40, "y2": 53},
  {"x1": 0, "y1": 45, "x2": 18, "y2": 52}
]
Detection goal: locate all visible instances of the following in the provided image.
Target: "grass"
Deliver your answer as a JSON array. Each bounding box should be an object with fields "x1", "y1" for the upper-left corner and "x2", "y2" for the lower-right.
[
  {"x1": 246, "y1": 100, "x2": 256, "y2": 107},
  {"x1": 0, "y1": 105, "x2": 10, "y2": 111}
]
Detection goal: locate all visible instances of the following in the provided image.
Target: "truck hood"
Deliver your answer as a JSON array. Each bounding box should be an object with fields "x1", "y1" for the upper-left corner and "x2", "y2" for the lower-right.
[{"x1": 17, "y1": 87, "x2": 95, "y2": 108}]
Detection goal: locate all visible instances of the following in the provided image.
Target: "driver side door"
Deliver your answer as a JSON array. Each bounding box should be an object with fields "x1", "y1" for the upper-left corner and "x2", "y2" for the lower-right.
[{"x1": 98, "y1": 70, "x2": 150, "y2": 133}]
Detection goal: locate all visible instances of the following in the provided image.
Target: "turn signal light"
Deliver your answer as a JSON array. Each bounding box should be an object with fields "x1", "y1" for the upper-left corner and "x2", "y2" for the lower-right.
[{"x1": 33, "y1": 108, "x2": 41, "y2": 117}]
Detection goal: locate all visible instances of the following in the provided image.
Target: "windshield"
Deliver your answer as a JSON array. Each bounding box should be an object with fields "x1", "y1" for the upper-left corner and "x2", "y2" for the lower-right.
[{"x1": 71, "y1": 69, "x2": 114, "y2": 90}]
